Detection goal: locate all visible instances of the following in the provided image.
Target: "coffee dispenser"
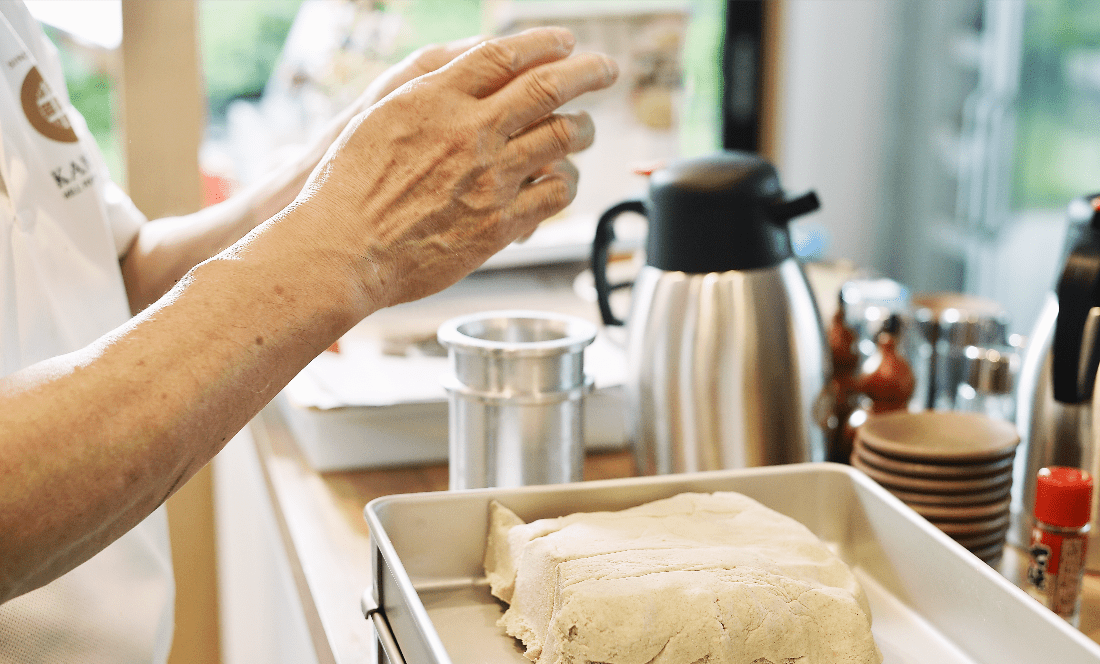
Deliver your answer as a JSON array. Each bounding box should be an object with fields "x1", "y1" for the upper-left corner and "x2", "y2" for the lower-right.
[
  {"x1": 1013, "y1": 193, "x2": 1100, "y2": 569},
  {"x1": 591, "y1": 152, "x2": 829, "y2": 475}
]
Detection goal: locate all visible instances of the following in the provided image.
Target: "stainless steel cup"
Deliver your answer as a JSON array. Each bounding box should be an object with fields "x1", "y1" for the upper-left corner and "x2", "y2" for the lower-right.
[{"x1": 437, "y1": 310, "x2": 597, "y2": 490}]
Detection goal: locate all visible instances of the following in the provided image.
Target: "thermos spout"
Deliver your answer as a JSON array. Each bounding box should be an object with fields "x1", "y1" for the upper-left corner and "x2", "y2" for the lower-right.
[{"x1": 769, "y1": 191, "x2": 821, "y2": 223}]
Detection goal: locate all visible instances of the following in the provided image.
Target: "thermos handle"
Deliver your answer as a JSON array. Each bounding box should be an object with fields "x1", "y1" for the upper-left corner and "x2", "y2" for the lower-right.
[
  {"x1": 592, "y1": 199, "x2": 646, "y2": 326},
  {"x1": 1053, "y1": 226, "x2": 1100, "y2": 403},
  {"x1": 594, "y1": 200, "x2": 642, "y2": 329}
]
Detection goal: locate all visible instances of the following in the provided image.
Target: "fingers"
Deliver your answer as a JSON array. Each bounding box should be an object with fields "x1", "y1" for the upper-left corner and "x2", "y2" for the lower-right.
[
  {"x1": 405, "y1": 27, "x2": 617, "y2": 141},
  {"x1": 408, "y1": 34, "x2": 489, "y2": 77},
  {"x1": 503, "y1": 111, "x2": 594, "y2": 179},
  {"x1": 508, "y1": 159, "x2": 579, "y2": 234},
  {"x1": 490, "y1": 51, "x2": 618, "y2": 137},
  {"x1": 360, "y1": 35, "x2": 488, "y2": 106},
  {"x1": 514, "y1": 159, "x2": 578, "y2": 242},
  {"x1": 442, "y1": 27, "x2": 577, "y2": 97}
]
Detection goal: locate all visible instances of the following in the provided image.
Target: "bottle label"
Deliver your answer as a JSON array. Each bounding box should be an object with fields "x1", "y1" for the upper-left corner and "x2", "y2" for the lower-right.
[{"x1": 1027, "y1": 525, "x2": 1089, "y2": 618}]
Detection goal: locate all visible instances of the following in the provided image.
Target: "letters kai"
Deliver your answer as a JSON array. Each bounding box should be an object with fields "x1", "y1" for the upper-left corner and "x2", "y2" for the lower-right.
[{"x1": 51, "y1": 154, "x2": 95, "y2": 199}]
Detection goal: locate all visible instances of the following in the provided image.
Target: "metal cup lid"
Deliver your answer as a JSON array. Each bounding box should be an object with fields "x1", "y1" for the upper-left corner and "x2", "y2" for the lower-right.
[{"x1": 962, "y1": 345, "x2": 1018, "y2": 395}]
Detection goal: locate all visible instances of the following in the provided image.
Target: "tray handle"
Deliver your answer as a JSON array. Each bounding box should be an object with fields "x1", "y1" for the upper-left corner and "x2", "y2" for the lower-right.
[{"x1": 362, "y1": 590, "x2": 407, "y2": 664}]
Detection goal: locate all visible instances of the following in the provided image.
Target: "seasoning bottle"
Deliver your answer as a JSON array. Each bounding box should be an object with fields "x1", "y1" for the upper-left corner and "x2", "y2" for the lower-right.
[
  {"x1": 1026, "y1": 466, "x2": 1094, "y2": 627},
  {"x1": 841, "y1": 315, "x2": 915, "y2": 458},
  {"x1": 818, "y1": 293, "x2": 861, "y2": 463},
  {"x1": 860, "y1": 314, "x2": 916, "y2": 414}
]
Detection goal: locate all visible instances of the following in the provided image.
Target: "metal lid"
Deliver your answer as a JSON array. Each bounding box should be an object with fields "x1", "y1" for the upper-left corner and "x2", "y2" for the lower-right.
[
  {"x1": 643, "y1": 151, "x2": 819, "y2": 273},
  {"x1": 962, "y1": 345, "x2": 1018, "y2": 395},
  {"x1": 437, "y1": 310, "x2": 597, "y2": 358},
  {"x1": 437, "y1": 310, "x2": 596, "y2": 395},
  {"x1": 913, "y1": 292, "x2": 1010, "y2": 347}
]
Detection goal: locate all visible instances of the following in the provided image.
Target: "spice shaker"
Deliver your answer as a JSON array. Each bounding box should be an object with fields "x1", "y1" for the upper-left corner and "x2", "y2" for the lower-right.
[
  {"x1": 912, "y1": 292, "x2": 1009, "y2": 411},
  {"x1": 955, "y1": 343, "x2": 1019, "y2": 421},
  {"x1": 1026, "y1": 466, "x2": 1094, "y2": 626}
]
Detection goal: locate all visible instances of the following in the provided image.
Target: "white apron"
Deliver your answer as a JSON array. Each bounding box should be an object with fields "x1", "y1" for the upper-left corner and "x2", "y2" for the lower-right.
[{"x1": 0, "y1": 3, "x2": 175, "y2": 662}]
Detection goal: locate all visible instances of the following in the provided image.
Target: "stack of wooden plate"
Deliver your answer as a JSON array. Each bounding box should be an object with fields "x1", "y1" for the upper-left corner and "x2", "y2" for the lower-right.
[{"x1": 851, "y1": 410, "x2": 1019, "y2": 565}]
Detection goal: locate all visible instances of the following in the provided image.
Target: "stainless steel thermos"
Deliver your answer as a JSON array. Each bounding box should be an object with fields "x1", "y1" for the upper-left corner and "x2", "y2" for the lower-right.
[
  {"x1": 591, "y1": 151, "x2": 829, "y2": 475},
  {"x1": 1013, "y1": 193, "x2": 1100, "y2": 570}
]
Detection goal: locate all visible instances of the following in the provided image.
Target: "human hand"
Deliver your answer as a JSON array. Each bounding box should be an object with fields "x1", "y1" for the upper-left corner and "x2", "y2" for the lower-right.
[
  {"x1": 290, "y1": 27, "x2": 619, "y2": 313},
  {"x1": 355, "y1": 35, "x2": 488, "y2": 111}
]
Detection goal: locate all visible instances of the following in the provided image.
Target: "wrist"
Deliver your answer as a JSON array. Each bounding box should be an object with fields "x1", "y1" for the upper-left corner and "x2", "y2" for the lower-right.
[{"x1": 229, "y1": 202, "x2": 392, "y2": 331}]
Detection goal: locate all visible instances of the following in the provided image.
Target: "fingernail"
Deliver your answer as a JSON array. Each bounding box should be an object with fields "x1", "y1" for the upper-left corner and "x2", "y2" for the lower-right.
[
  {"x1": 603, "y1": 55, "x2": 620, "y2": 81},
  {"x1": 551, "y1": 27, "x2": 576, "y2": 51}
]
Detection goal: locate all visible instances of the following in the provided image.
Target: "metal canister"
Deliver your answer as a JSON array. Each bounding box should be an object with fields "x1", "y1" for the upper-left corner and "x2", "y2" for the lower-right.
[
  {"x1": 437, "y1": 310, "x2": 596, "y2": 490},
  {"x1": 956, "y1": 343, "x2": 1020, "y2": 421},
  {"x1": 912, "y1": 292, "x2": 1010, "y2": 411}
]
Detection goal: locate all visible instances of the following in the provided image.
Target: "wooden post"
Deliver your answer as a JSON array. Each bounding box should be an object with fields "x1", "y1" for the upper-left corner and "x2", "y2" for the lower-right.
[
  {"x1": 759, "y1": 0, "x2": 785, "y2": 164},
  {"x1": 118, "y1": 2, "x2": 220, "y2": 663}
]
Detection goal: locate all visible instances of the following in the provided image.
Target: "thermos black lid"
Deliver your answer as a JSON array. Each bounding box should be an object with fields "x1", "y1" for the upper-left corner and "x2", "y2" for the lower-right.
[
  {"x1": 1052, "y1": 193, "x2": 1100, "y2": 403},
  {"x1": 645, "y1": 151, "x2": 820, "y2": 273}
]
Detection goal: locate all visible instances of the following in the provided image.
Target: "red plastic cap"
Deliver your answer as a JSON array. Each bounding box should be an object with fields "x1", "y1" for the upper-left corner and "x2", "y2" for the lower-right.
[{"x1": 1034, "y1": 466, "x2": 1094, "y2": 528}]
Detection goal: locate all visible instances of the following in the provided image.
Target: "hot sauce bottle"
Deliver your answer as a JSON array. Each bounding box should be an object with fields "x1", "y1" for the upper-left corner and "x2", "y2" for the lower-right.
[{"x1": 1026, "y1": 466, "x2": 1094, "y2": 627}]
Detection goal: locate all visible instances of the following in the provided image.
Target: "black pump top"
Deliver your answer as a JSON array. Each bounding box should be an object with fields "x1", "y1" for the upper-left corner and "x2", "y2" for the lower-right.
[
  {"x1": 1053, "y1": 193, "x2": 1100, "y2": 403},
  {"x1": 644, "y1": 151, "x2": 820, "y2": 273}
]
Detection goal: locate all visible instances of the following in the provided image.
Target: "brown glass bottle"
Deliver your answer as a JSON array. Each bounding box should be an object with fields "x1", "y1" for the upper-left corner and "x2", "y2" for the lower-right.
[
  {"x1": 862, "y1": 315, "x2": 916, "y2": 413},
  {"x1": 842, "y1": 315, "x2": 915, "y2": 460},
  {"x1": 818, "y1": 294, "x2": 861, "y2": 463}
]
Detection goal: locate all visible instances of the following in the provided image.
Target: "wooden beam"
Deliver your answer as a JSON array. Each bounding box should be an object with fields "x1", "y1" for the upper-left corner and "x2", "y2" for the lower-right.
[
  {"x1": 118, "y1": 2, "x2": 220, "y2": 664},
  {"x1": 119, "y1": 0, "x2": 204, "y2": 217},
  {"x1": 759, "y1": 0, "x2": 786, "y2": 164}
]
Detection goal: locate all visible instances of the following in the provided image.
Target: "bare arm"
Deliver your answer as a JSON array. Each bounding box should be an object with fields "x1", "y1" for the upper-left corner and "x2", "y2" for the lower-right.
[
  {"x1": 0, "y1": 27, "x2": 618, "y2": 602},
  {"x1": 119, "y1": 36, "x2": 486, "y2": 314}
]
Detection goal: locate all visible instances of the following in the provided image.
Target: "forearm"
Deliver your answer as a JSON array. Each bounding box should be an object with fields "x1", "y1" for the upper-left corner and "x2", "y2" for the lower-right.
[
  {"x1": 119, "y1": 134, "x2": 331, "y2": 313},
  {"x1": 0, "y1": 207, "x2": 367, "y2": 601},
  {"x1": 0, "y1": 26, "x2": 615, "y2": 604}
]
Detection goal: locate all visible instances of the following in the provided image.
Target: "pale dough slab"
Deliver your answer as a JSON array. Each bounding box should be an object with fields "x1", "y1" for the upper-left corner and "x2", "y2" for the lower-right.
[{"x1": 484, "y1": 492, "x2": 882, "y2": 664}]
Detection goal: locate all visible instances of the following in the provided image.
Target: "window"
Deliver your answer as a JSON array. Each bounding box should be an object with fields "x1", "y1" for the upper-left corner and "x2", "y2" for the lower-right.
[{"x1": 779, "y1": 0, "x2": 1100, "y2": 337}]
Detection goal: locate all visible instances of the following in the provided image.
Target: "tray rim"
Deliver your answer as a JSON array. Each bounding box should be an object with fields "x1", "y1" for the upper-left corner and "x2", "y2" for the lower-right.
[{"x1": 364, "y1": 462, "x2": 1100, "y2": 663}]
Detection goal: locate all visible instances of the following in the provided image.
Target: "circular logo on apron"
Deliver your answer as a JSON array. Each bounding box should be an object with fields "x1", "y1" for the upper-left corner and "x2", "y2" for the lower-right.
[{"x1": 20, "y1": 66, "x2": 78, "y2": 143}]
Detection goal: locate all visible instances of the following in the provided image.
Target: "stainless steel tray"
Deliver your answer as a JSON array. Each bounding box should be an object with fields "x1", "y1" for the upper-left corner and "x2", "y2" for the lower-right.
[{"x1": 363, "y1": 463, "x2": 1100, "y2": 663}]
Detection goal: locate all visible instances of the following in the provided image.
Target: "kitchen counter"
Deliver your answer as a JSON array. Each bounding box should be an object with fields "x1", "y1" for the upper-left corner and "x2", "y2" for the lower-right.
[{"x1": 236, "y1": 400, "x2": 1100, "y2": 664}]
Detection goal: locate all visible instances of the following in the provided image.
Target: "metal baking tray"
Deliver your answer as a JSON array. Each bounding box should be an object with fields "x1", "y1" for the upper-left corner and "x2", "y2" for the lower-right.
[{"x1": 363, "y1": 463, "x2": 1100, "y2": 663}]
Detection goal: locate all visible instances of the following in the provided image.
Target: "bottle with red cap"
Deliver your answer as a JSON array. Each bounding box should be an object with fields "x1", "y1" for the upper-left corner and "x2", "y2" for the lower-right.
[{"x1": 1025, "y1": 466, "x2": 1094, "y2": 626}]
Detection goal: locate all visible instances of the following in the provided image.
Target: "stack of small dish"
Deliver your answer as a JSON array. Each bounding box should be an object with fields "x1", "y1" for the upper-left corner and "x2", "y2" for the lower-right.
[{"x1": 851, "y1": 410, "x2": 1019, "y2": 565}]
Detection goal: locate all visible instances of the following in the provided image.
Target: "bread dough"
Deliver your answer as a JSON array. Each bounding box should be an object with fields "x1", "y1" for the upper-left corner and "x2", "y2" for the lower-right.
[{"x1": 484, "y1": 492, "x2": 882, "y2": 664}]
